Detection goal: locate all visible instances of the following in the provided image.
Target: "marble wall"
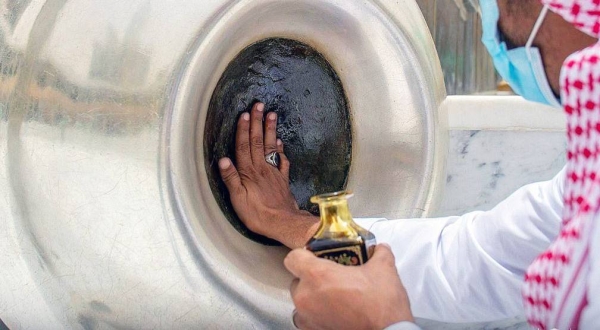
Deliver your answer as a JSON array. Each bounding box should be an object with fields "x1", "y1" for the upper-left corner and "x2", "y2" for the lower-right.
[
  {"x1": 436, "y1": 130, "x2": 566, "y2": 216},
  {"x1": 434, "y1": 96, "x2": 567, "y2": 217}
]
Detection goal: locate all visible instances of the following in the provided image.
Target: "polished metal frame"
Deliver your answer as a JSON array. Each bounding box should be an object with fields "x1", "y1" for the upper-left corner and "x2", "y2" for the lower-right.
[{"x1": 0, "y1": 0, "x2": 447, "y2": 328}]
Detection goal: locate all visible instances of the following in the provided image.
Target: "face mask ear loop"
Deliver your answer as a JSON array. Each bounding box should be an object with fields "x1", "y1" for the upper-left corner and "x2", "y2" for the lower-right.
[{"x1": 526, "y1": 5, "x2": 550, "y2": 49}]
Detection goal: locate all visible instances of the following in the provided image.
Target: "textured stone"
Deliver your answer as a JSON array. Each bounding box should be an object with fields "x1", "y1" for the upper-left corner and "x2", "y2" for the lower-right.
[{"x1": 204, "y1": 38, "x2": 351, "y2": 244}]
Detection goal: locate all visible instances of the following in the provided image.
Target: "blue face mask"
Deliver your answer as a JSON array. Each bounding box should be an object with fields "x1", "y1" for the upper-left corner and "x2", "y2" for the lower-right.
[{"x1": 480, "y1": 1, "x2": 561, "y2": 107}]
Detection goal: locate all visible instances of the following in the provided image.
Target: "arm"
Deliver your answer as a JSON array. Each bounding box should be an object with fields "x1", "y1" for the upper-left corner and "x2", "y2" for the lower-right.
[
  {"x1": 218, "y1": 102, "x2": 564, "y2": 325},
  {"x1": 218, "y1": 103, "x2": 415, "y2": 328},
  {"x1": 355, "y1": 167, "x2": 565, "y2": 323}
]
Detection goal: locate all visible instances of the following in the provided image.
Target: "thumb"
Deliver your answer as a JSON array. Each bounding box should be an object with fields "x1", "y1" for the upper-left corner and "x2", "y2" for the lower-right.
[
  {"x1": 284, "y1": 249, "x2": 316, "y2": 278},
  {"x1": 366, "y1": 243, "x2": 396, "y2": 269},
  {"x1": 218, "y1": 158, "x2": 242, "y2": 195},
  {"x1": 284, "y1": 248, "x2": 331, "y2": 278}
]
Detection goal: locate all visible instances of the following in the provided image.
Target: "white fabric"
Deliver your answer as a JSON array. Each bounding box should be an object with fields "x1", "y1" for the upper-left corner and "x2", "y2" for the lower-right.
[
  {"x1": 354, "y1": 168, "x2": 583, "y2": 323},
  {"x1": 383, "y1": 321, "x2": 422, "y2": 330}
]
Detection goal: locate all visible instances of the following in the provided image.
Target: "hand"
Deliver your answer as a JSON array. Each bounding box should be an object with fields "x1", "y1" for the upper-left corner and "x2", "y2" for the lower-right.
[
  {"x1": 218, "y1": 102, "x2": 319, "y2": 248},
  {"x1": 285, "y1": 244, "x2": 414, "y2": 330}
]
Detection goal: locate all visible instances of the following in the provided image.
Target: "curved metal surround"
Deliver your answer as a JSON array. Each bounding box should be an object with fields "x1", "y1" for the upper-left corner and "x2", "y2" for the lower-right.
[{"x1": 0, "y1": 0, "x2": 447, "y2": 328}]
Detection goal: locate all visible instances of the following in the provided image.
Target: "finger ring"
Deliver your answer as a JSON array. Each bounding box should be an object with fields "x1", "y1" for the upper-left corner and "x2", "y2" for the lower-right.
[
  {"x1": 265, "y1": 151, "x2": 280, "y2": 167},
  {"x1": 291, "y1": 309, "x2": 299, "y2": 329}
]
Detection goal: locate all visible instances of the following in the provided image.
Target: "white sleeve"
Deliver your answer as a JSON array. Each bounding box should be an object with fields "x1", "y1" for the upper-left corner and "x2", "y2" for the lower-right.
[
  {"x1": 355, "y1": 168, "x2": 565, "y2": 323},
  {"x1": 383, "y1": 321, "x2": 422, "y2": 330}
]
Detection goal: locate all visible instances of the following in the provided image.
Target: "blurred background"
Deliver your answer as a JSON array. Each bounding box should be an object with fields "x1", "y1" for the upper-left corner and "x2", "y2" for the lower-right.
[
  {"x1": 416, "y1": 0, "x2": 499, "y2": 95},
  {"x1": 1, "y1": 0, "x2": 498, "y2": 96}
]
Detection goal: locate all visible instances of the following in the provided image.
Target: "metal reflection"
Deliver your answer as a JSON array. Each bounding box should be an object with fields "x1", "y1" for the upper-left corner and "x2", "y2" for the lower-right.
[{"x1": 0, "y1": 0, "x2": 447, "y2": 328}]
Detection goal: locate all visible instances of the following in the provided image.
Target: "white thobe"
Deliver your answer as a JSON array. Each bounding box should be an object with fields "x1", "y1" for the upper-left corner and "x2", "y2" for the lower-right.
[{"x1": 355, "y1": 168, "x2": 571, "y2": 326}]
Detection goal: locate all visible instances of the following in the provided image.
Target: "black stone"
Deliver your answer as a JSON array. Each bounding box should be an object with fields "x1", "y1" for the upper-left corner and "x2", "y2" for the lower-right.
[{"x1": 204, "y1": 38, "x2": 351, "y2": 245}]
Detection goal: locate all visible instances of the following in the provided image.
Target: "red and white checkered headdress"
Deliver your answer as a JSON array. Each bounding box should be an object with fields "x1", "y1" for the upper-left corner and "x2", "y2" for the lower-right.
[{"x1": 523, "y1": 1, "x2": 600, "y2": 329}]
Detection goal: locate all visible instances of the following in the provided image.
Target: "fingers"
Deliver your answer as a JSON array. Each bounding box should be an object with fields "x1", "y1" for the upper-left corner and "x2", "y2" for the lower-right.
[
  {"x1": 277, "y1": 139, "x2": 290, "y2": 180},
  {"x1": 218, "y1": 158, "x2": 242, "y2": 195},
  {"x1": 235, "y1": 112, "x2": 252, "y2": 169},
  {"x1": 290, "y1": 280, "x2": 313, "y2": 330},
  {"x1": 249, "y1": 103, "x2": 266, "y2": 164},
  {"x1": 235, "y1": 102, "x2": 288, "y2": 179},
  {"x1": 292, "y1": 309, "x2": 301, "y2": 329},
  {"x1": 264, "y1": 112, "x2": 278, "y2": 155},
  {"x1": 293, "y1": 311, "x2": 310, "y2": 330},
  {"x1": 290, "y1": 278, "x2": 299, "y2": 297}
]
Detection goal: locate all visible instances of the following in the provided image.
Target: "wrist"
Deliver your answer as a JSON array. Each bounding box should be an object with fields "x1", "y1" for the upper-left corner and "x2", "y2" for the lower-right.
[{"x1": 269, "y1": 209, "x2": 319, "y2": 249}]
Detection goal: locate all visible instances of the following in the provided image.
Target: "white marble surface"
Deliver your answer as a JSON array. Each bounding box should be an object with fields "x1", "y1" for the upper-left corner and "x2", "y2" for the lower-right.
[
  {"x1": 445, "y1": 96, "x2": 565, "y2": 131},
  {"x1": 435, "y1": 130, "x2": 566, "y2": 217},
  {"x1": 434, "y1": 96, "x2": 567, "y2": 217}
]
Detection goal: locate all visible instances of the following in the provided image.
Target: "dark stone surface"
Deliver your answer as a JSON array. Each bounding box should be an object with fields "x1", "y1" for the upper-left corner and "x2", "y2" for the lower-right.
[{"x1": 204, "y1": 38, "x2": 351, "y2": 245}]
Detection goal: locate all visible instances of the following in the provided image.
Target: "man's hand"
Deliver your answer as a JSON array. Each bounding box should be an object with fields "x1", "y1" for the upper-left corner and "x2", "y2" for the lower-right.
[
  {"x1": 218, "y1": 102, "x2": 319, "y2": 248},
  {"x1": 285, "y1": 244, "x2": 414, "y2": 330}
]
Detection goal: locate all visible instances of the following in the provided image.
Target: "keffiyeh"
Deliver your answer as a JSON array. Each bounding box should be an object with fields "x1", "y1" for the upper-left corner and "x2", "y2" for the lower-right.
[{"x1": 522, "y1": 1, "x2": 600, "y2": 328}]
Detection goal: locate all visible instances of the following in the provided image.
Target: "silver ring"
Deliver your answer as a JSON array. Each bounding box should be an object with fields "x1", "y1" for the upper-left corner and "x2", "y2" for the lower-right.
[
  {"x1": 291, "y1": 309, "x2": 299, "y2": 329},
  {"x1": 265, "y1": 151, "x2": 280, "y2": 167}
]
